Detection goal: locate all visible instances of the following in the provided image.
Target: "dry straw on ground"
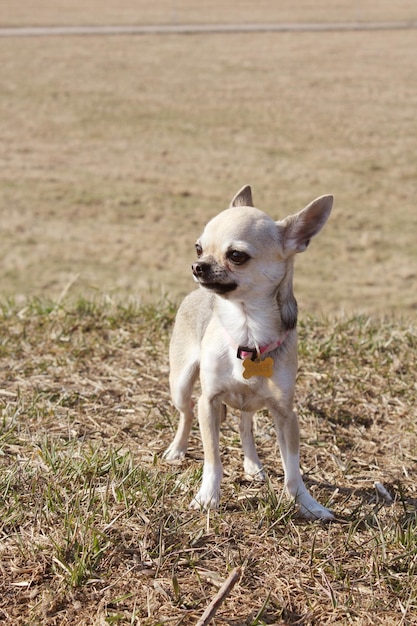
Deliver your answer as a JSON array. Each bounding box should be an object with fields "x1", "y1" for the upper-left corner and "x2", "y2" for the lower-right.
[{"x1": 1, "y1": 299, "x2": 416, "y2": 625}]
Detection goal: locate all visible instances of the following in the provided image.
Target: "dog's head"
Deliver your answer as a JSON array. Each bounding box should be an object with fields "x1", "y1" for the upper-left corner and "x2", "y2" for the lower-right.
[{"x1": 192, "y1": 185, "x2": 333, "y2": 309}]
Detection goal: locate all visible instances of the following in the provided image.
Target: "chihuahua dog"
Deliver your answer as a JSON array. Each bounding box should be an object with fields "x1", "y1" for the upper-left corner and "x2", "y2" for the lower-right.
[{"x1": 164, "y1": 185, "x2": 334, "y2": 520}]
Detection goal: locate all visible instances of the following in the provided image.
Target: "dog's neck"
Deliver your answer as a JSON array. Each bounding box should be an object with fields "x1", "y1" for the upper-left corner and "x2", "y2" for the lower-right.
[
  {"x1": 214, "y1": 262, "x2": 298, "y2": 349},
  {"x1": 276, "y1": 262, "x2": 298, "y2": 331},
  {"x1": 214, "y1": 293, "x2": 294, "y2": 353}
]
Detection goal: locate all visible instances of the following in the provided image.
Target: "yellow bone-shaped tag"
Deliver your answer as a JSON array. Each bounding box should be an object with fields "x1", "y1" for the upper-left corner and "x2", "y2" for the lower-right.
[{"x1": 242, "y1": 356, "x2": 273, "y2": 380}]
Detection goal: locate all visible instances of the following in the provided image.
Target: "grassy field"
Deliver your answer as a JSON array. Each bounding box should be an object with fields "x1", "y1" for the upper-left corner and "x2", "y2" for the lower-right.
[
  {"x1": 1, "y1": 299, "x2": 416, "y2": 625},
  {"x1": 1, "y1": 2, "x2": 417, "y2": 625}
]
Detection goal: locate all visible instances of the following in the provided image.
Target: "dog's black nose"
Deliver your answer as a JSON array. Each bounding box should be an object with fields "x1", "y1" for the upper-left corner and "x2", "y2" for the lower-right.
[{"x1": 192, "y1": 261, "x2": 209, "y2": 277}]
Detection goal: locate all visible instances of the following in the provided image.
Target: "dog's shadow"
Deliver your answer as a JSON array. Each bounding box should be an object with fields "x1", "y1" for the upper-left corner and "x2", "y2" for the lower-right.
[
  {"x1": 303, "y1": 476, "x2": 417, "y2": 525},
  {"x1": 227, "y1": 472, "x2": 417, "y2": 525}
]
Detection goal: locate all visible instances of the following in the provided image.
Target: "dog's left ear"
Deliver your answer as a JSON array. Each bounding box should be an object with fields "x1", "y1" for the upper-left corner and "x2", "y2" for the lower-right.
[
  {"x1": 230, "y1": 185, "x2": 254, "y2": 207},
  {"x1": 281, "y1": 195, "x2": 333, "y2": 254}
]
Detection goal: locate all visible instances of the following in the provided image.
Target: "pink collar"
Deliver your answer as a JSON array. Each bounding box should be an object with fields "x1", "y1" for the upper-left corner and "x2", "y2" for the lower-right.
[{"x1": 224, "y1": 329, "x2": 289, "y2": 361}]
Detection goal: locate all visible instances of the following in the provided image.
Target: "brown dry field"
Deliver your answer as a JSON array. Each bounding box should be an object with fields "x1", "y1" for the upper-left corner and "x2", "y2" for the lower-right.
[
  {"x1": 1, "y1": 1, "x2": 417, "y2": 316},
  {"x1": 1, "y1": 0, "x2": 416, "y2": 27}
]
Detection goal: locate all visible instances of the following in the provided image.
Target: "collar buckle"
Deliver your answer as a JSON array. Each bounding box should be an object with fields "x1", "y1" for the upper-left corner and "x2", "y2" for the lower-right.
[{"x1": 236, "y1": 331, "x2": 290, "y2": 361}]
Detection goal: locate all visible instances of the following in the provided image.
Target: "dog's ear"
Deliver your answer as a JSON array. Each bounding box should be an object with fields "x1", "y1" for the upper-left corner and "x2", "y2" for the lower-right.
[
  {"x1": 280, "y1": 195, "x2": 333, "y2": 254},
  {"x1": 229, "y1": 185, "x2": 254, "y2": 207}
]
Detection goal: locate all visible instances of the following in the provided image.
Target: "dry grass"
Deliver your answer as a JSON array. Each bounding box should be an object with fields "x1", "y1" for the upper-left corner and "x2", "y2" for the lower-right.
[
  {"x1": 1, "y1": 298, "x2": 417, "y2": 625},
  {"x1": 1, "y1": 2, "x2": 417, "y2": 315}
]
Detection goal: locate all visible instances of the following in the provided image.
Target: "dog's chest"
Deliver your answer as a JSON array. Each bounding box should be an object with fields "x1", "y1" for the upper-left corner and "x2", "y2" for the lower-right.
[
  {"x1": 202, "y1": 350, "x2": 279, "y2": 412},
  {"x1": 222, "y1": 377, "x2": 272, "y2": 412}
]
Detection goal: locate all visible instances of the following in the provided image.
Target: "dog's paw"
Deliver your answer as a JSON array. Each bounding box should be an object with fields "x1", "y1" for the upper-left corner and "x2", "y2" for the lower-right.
[
  {"x1": 189, "y1": 489, "x2": 220, "y2": 511},
  {"x1": 296, "y1": 493, "x2": 334, "y2": 521},
  {"x1": 190, "y1": 493, "x2": 220, "y2": 511},
  {"x1": 298, "y1": 503, "x2": 334, "y2": 521},
  {"x1": 190, "y1": 463, "x2": 222, "y2": 510},
  {"x1": 162, "y1": 446, "x2": 186, "y2": 462},
  {"x1": 244, "y1": 471, "x2": 266, "y2": 483},
  {"x1": 244, "y1": 461, "x2": 266, "y2": 482}
]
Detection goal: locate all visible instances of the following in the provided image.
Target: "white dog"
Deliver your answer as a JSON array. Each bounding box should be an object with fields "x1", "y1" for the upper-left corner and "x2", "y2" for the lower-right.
[{"x1": 164, "y1": 185, "x2": 334, "y2": 520}]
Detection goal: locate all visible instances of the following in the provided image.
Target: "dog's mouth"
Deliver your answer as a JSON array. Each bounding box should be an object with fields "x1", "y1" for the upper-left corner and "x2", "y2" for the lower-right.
[{"x1": 198, "y1": 280, "x2": 238, "y2": 295}]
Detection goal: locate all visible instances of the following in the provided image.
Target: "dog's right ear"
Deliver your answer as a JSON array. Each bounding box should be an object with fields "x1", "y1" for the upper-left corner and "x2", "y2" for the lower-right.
[
  {"x1": 281, "y1": 195, "x2": 333, "y2": 255},
  {"x1": 230, "y1": 185, "x2": 254, "y2": 207}
]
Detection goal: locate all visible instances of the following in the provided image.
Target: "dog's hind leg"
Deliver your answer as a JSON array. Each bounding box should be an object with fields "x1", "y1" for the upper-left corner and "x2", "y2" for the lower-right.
[
  {"x1": 163, "y1": 359, "x2": 199, "y2": 461},
  {"x1": 240, "y1": 411, "x2": 265, "y2": 481},
  {"x1": 271, "y1": 403, "x2": 334, "y2": 520}
]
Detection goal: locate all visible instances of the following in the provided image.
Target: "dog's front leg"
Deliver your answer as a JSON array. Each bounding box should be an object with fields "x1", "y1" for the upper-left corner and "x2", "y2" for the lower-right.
[
  {"x1": 271, "y1": 404, "x2": 334, "y2": 520},
  {"x1": 190, "y1": 394, "x2": 223, "y2": 510}
]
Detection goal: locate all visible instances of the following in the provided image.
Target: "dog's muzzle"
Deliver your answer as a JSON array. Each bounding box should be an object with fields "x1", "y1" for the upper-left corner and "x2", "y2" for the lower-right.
[{"x1": 191, "y1": 262, "x2": 237, "y2": 294}]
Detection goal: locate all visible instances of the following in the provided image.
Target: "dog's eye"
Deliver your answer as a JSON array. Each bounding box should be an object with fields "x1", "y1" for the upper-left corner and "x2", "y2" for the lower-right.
[
  {"x1": 227, "y1": 250, "x2": 250, "y2": 265},
  {"x1": 195, "y1": 243, "x2": 203, "y2": 257}
]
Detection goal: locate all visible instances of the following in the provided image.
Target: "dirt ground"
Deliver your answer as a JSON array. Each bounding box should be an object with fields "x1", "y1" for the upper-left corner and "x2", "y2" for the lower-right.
[{"x1": 0, "y1": 1, "x2": 417, "y2": 316}]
